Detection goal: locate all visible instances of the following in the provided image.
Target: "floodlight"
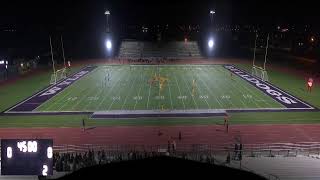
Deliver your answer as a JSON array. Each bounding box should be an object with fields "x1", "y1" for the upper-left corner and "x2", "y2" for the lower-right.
[
  {"x1": 105, "y1": 10, "x2": 110, "y2": 15},
  {"x1": 105, "y1": 39, "x2": 112, "y2": 50},
  {"x1": 208, "y1": 39, "x2": 214, "y2": 48},
  {"x1": 210, "y1": 10, "x2": 215, "y2": 14}
]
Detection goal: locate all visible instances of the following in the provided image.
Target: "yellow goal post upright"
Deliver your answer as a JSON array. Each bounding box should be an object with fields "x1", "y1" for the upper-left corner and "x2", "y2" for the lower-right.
[
  {"x1": 50, "y1": 68, "x2": 67, "y2": 85},
  {"x1": 49, "y1": 35, "x2": 68, "y2": 85},
  {"x1": 251, "y1": 33, "x2": 269, "y2": 82}
]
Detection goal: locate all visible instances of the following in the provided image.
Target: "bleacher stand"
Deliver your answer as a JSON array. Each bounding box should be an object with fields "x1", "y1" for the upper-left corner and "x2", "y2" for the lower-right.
[{"x1": 119, "y1": 40, "x2": 202, "y2": 59}]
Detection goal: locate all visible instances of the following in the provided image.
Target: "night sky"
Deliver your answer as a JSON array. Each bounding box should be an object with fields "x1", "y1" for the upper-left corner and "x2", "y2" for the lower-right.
[
  {"x1": 0, "y1": 0, "x2": 318, "y2": 58},
  {"x1": 0, "y1": 0, "x2": 319, "y2": 30}
]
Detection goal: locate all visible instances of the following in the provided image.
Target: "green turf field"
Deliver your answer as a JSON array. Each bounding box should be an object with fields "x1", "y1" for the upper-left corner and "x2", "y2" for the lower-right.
[
  {"x1": 36, "y1": 65, "x2": 283, "y2": 112},
  {"x1": 1, "y1": 62, "x2": 319, "y2": 127}
]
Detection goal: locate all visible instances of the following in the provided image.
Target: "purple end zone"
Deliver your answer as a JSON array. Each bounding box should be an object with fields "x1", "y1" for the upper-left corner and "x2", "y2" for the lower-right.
[
  {"x1": 224, "y1": 65, "x2": 316, "y2": 110},
  {"x1": 6, "y1": 66, "x2": 97, "y2": 112}
]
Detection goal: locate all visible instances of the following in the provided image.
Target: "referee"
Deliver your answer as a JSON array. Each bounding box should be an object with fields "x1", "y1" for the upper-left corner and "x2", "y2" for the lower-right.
[{"x1": 82, "y1": 118, "x2": 86, "y2": 132}]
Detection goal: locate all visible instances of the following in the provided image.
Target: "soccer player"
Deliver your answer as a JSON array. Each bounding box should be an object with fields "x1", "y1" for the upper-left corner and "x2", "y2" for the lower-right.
[
  {"x1": 82, "y1": 118, "x2": 85, "y2": 132},
  {"x1": 224, "y1": 115, "x2": 229, "y2": 133}
]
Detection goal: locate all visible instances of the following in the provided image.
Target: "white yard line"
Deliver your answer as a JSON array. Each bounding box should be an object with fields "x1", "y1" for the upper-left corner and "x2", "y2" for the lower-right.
[
  {"x1": 147, "y1": 82, "x2": 152, "y2": 109},
  {"x1": 120, "y1": 71, "x2": 139, "y2": 110},
  {"x1": 168, "y1": 73, "x2": 174, "y2": 110},
  {"x1": 232, "y1": 76, "x2": 264, "y2": 108},
  {"x1": 83, "y1": 69, "x2": 114, "y2": 110},
  {"x1": 190, "y1": 68, "x2": 211, "y2": 109},
  {"x1": 174, "y1": 73, "x2": 186, "y2": 109},
  {"x1": 218, "y1": 66, "x2": 268, "y2": 108},
  {"x1": 59, "y1": 68, "x2": 99, "y2": 110},
  {"x1": 69, "y1": 84, "x2": 97, "y2": 111},
  {"x1": 133, "y1": 79, "x2": 143, "y2": 110},
  {"x1": 211, "y1": 66, "x2": 237, "y2": 108},
  {"x1": 157, "y1": 66, "x2": 160, "y2": 110},
  {"x1": 146, "y1": 67, "x2": 155, "y2": 109},
  {"x1": 36, "y1": 68, "x2": 98, "y2": 111},
  {"x1": 44, "y1": 88, "x2": 75, "y2": 111},
  {"x1": 96, "y1": 67, "x2": 124, "y2": 110},
  {"x1": 198, "y1": 67, "x2": 224, "y2": 109},
  {"x1": 179, "y1": 69, "x2": 198, "y2": 109}
]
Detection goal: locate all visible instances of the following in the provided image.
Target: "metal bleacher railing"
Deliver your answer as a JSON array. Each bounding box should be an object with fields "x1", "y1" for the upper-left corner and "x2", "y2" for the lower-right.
[
  {"x1": 2, "y1": 142, "x2": 319, "y2": 179},
  {"x1": 51, "y1": 142, "x2": 320, "y2": 180},
  {"x1": 53, "y1": 142, "x2": 320, "y2": 156}
]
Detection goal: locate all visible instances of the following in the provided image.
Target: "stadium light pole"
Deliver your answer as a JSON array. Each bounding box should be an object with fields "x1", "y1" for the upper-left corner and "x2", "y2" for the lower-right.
[
  {"x1": 105, "y1": 10, "x2": 110, "y2": 33},
  {"x1": 210, "y1": 10, "x2": 215, "y2": 27}
]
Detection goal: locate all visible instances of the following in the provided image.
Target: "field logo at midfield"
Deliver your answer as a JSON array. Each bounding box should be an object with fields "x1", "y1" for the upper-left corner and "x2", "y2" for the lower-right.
[
  {"x1": 224, "y1": 65, "x2": 314, "y2": 109},
  {"x1": 7, "y1": 66, "x2": 97, "y2": 112}
]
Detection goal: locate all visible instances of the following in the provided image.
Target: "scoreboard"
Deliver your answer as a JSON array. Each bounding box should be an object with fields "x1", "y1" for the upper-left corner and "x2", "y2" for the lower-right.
[{"x1": 1, "y1": 139, "x2": 53, "y2": 176}]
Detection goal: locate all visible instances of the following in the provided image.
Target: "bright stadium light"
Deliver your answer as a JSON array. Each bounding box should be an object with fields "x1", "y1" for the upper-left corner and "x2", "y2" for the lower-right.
[
  {"x1": 104, "y1": 10, "x2": 110, "y2": 15},
  {"x1": 208, "y1": 39, "x2": 215, "y2": 48},
  {"x1": 210, "y1": 10, "x2": 215, "y2": 14},
  {"x1": 105, "y1": 39, "x2": 112, "y2": 50}
]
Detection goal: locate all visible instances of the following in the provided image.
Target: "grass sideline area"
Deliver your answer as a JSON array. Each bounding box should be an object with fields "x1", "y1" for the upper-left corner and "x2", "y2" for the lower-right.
[{"x1": 0, "y1": 62, "x2": 319, "y2": 127}]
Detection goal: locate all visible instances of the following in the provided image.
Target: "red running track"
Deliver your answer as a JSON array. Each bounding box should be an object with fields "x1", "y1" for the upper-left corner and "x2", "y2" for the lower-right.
[{"x1": 0, "y1": 124, "x2": 319, "y2": 148}]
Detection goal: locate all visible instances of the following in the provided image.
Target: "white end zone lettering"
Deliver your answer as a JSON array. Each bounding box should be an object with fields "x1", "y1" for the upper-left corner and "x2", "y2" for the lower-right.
[
  {"x1": 57, "y1": 80, "x2": 72, "y2": 86},
  {"x1": 39, "y1": 70, "x2": 90, "y2": 97},
  {"x1": 6, "y1": 66, "x2": 97, "y2": 112},
  {"x1": 223, "y1": 65, "x2": 314, "y2": 109},
  {"x1": 39, "y1": 87, "x2": 62, "y2": 97},
  {"x1": 276, "y1": 96, "x2": 298, "y2": 105}
]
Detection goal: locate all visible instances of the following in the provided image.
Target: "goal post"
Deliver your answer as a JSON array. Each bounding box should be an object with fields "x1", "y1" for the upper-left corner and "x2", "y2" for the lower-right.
[
  {"x1": 251, "y1": 33, "x2": 269, "y2": 82},
  {"x1": 50, "y1": 68, "x2": 67, "y2": 85},
  {"x1": 251, "y1": 65, "x2": 269, "y2": 81}
]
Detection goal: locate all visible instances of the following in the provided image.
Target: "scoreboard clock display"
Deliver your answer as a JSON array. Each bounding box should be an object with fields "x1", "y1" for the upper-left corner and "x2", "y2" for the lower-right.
[{"x1": 1, "y1": 139, "x2": 53, "y2": 176}]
